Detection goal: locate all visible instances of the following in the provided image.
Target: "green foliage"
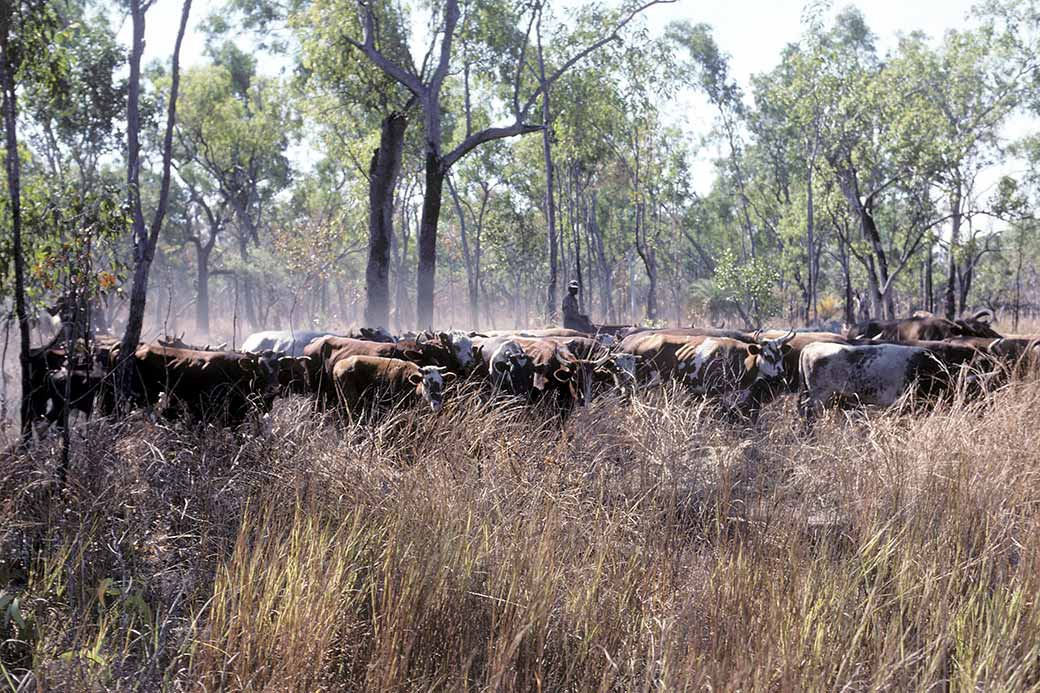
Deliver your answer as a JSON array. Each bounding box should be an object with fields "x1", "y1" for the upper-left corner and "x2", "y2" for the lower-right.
[
  {"x1": 12, "y1": 182, "x2": 128, "y2": 309},
  {"x1": 712, "y1": 247, "x2": 782, "y2": 325}
]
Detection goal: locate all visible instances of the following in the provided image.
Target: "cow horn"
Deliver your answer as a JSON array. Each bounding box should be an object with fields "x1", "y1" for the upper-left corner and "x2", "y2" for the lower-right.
[
  {"x1": 971, "y1": 309, "x2": 993, "y2": 323},
  {"x1": 780, "y1": 329, "x2": 796, "y2": 344}
]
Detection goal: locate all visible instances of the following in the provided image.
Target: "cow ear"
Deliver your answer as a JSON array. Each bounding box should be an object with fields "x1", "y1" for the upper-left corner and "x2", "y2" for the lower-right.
[
  {"x1": 408, "y1": 372, "x2": 423, "y2": 385},
  {"x1": 780, "y1": 344, "x2": 792, "y2": 355},
  {"x1": 493, "y1": 360, "x2": 511, "y2": 373},
  {"x1": 746, "y1": 344, "x2": 761, "y2": 355},
  {"x1": 404, "y1": 349, "x2": 423, "y2": 360},
  {"x1": 439, "y1": 331, "x2": 451, "y2": 343},
  {"x1": 443, "y1": 372, "x2": 457, "y2": 383},
  {"x1": 553, "y1": 368, "x2": 573, "y2": 382}
]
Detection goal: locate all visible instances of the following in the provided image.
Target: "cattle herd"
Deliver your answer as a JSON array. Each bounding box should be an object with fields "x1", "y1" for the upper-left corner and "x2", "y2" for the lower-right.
[{"x1": 22, "y1": 309, "x2": 1040, "y2": 434}]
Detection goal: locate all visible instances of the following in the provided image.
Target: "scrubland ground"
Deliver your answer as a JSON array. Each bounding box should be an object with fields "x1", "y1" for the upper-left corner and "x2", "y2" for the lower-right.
[{"x1": 3, "y1": 379, "x2": 1040, "y2": 691}]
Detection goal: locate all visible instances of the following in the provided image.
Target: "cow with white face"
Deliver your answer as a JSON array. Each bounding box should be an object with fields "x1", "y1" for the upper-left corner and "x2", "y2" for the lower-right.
[
  {"x1": 676, "y1": 331, "x2": 794, "y2": 397},
  {"x1": 415, "y1": 330, "x2": 480, "y2": 374},
  {"x1": 667, "y1": 331, "x2": 795, "y2": 420}
]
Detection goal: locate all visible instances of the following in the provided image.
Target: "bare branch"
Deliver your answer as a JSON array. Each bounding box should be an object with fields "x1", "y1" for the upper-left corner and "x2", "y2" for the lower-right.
[
  {"x1": 521, "y1": 0, "x2": 677, "y2": 115},
  {"x1": 442, "y1": 121, "x2": 543, "y2": 170},
  {"x1": 429, "y1": 0, "x2": 460, "y2": 96},
  {"x1": 345, "y1": 1, "x2": 425, "y2": 96}
]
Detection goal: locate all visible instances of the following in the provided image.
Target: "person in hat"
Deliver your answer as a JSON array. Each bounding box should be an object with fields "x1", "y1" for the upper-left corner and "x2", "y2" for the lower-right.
[{"x1": 562, "y1": 280, "x2": 595, "y2": 332}]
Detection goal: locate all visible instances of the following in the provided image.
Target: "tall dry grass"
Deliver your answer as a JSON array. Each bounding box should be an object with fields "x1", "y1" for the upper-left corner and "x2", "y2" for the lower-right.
[{"x1": 2, "y1": 381, "x2": 1040, "y2": 691}]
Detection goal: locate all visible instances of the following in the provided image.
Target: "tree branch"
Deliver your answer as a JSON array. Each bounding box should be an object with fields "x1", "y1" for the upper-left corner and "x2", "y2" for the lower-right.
[
  {"x1": 442, "y1": 121, "x2": 543, "y2": 170},
  {"x1": 344, "y1": 1, "x2": 424, "y2": 96},
  {"x1": 521, "y1": 0, "x2": 677, "y2": 115}
]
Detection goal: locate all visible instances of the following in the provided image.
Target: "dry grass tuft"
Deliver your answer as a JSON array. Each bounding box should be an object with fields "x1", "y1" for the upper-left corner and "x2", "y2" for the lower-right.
[{"x1": 3, "y1": 383, "x2": 1040, "y2": 690}]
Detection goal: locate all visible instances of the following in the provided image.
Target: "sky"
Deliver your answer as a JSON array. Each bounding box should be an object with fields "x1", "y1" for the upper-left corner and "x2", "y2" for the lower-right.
[
  {"x1": 128, "y1": 0, "x2": 1031, "y2": 202},
  {"x1": 137, "y1": 0, "x2": 985, "y2": 77}
]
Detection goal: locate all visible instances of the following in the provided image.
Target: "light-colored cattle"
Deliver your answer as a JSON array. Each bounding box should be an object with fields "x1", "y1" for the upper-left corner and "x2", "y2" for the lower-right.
[
  {"x1": 242, "y1": 330, "x2": 337, "y2": 357},
  {"x1": 798, "y1": 342, "x2": 958, "y2": 421}
]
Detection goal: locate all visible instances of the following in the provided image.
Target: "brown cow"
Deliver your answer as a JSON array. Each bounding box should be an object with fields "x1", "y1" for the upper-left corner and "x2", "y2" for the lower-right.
[
  {"x1": 619, "y1": 331, "x2": 714, "y2": 384},
  {"x1": 304, "y1": 336, "x2": 438, "y2": 407},
  {"x1": 845, "y1": 310, "x2": 1001, "y2": 342},
  {"x1": 127, "y1": 343, "x2": 285, "y2": 426},
  {"x1": 332, "y1": 355, "x2": 456, "y2": 417}
]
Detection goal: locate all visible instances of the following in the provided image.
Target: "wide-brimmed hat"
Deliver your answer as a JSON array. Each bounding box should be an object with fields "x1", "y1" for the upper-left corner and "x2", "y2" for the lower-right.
[{"x1": 568, "y1": 280, "x2": 580, "y2": 289}]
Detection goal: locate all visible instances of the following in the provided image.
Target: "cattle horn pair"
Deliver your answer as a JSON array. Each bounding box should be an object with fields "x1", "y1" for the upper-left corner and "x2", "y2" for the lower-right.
[{"x1": 970, "y1": 309, "x2": 994, "y2": 323}]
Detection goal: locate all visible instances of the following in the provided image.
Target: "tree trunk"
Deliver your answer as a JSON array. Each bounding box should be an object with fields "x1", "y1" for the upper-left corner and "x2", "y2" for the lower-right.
[
  {"x1": 447, "y1": 176, "x2": 479, "y2": 330},
  {"x1": 540, "y1": 90, "x2": 558, "y2": 322},
  {"x1": 944, "y1": 189, "x2": 962, "y2": 320},
  {"x1": 806, "y1": 158, "x2": 816, "y2": 324},
  {"x1": 0, "y1": 41, "x2": 32, "y2": 443},
  {"x1": 118, "y1": 0, "x2": 191, "y2": 401},
  {"x1": 589, "y1": 193, "x2": 614, "y2": 322},
  {"x1": 840, "y1": 240, "x2": 854, "y2": 327},
  {"x1": 572, "y1": 171, "x2": 585, "y2": 314},
  {"x1": 364, "y1": 111, "x2": 407, "y2": 329},
  {"x1": 416, "y1": 149, "x2": 444, "y2": 329},
  {"x1": 195, "y1": 242, "x2": 211, "y2": 336},
  {"x1": 924, "y1": 242, "x2": 934, "y2": 313}
]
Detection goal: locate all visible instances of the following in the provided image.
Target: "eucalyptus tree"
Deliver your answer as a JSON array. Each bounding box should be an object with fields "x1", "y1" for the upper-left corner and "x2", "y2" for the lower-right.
[
  {"x1": 20, "y1": 3, "x2": 125, "y2": 189},
  {"x1": 894, "y1": 25, "x2": 1034, "y2": 318},
  {"x1": 293, "y1": 0, "x2": 416, "y2": 329},
  {"x1": 667, "y1": 21, "x2": 757, "y2": 260},
  {"x1": 339, "y1": 0, "x2": 674, "y2": 328},
  {"x1": 171, "y1": 45, "x2": 295, "y2": 333}
]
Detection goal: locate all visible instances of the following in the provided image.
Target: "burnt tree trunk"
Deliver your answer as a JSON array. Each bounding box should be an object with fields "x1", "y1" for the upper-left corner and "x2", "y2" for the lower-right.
[
  {"x1": 416, "y1": 149, "x2": 444, "y2": 329},
  {"x1": 364, "y1": 111, "x2": 407, "y2": 329}
]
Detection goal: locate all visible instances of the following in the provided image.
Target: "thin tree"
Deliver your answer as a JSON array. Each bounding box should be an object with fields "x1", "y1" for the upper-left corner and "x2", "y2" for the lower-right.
[{"x1": 117, "y1": 0, "x2": 191, "y2": 399}]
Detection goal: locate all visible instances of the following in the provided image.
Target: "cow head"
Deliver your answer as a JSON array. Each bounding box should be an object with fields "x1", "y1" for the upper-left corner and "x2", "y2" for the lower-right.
[
  {"x1": 954, "y1": 310, "x2": 1002, "y2": 339},
  {"x1": 590, "y1": 352, "x2": 639, "y2": 394},
  {"x1": 277, "y1": 355, "x2": 311, "y2": 394},
  {"x1": 490, "y1": 341, "x2": 534, "y2": 395},
  {"x1": 744, "y1": 330, "x2": 795, "y2": 382},
  {"x1": 408, "y1": 365, "x2": 456, "y2": 411},
  {"x1": 440, "y1": 330, "x2": 477, "y2": 372},
  {"x1": 239, "y1": 351, "x2": 286, "y2": 410}
]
